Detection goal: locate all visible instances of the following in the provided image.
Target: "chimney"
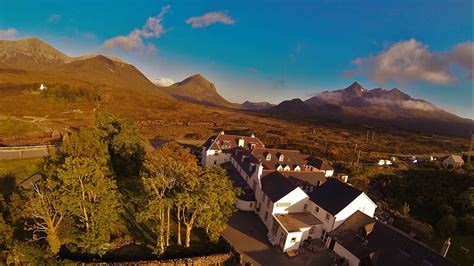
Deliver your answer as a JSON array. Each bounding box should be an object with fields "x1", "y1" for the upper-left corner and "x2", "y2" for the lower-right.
[
  {"x1": 440, "y1": 237, "x2": 451, "y2": 257},
  {"x1": 251, "y1": 132, "x2": 255, "y2": 138},
  {"x1": 238, "y1": 138, "x2": 245, "y2": 147},
  {"x1": 364, "y1": 222, "x2": 375, "y2": 237}
]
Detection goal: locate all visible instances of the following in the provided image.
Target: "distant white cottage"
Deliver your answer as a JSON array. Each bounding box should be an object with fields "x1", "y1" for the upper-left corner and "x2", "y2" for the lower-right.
[
  {"x1": 39, "y1": 83, "x2": 47, "y2": 91},
  {"x1": 443, "y1": 155, "x2": 464, "y2": 168}
]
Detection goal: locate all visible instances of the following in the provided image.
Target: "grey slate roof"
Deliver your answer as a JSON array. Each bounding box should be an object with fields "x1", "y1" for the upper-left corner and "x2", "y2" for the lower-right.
[
  {"x1": 309, "y1": 178, "x2": 362, "y2": 215},
  {"x1": 331, "y1": 211, "x2": 456, "y2": 266},
  {"x1": 261, "y1": 171, "x2": 298, "y2": 202},
  {"x1": 307, "y1": 156, "x2": 334, "y2": 171}
]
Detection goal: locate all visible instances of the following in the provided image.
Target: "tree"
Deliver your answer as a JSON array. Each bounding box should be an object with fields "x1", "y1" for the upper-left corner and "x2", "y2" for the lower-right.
[
  {"x1": 436, "y1": 214, "x2": 457, "y2": 237},
  {"x1": 0, "y1": 215, "x2": 13, "y2": 254},
  {"x1": 23, "y1": 182, "x2": 63, "y2": 254},
  {"x1": 398, "y1": 202, "x2": 410, "y2": 218},
  {"x1": 139, "y1": 142, "x2": 198, "y2": 253},
  {"x1": 56, "y1": 157, "x2": 121, "y2": 255},
  {"x1": 196, "y1": 166, "x2": 238, "y2": 242},
  {"x1": 179, "y1": 166, "x2": 238, "y2": 247},
  {"x1": 94, "y1": 112, "x2": 146, "y2": 178},
  {"x1": 43, "y1": 128, "x2": 110, "y2": 178}
]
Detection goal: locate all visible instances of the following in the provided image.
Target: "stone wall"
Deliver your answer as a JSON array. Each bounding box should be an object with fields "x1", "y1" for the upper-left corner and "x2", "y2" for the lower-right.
[{"x1": 83, "y1": 252, "x2": 236, "y2": 266}]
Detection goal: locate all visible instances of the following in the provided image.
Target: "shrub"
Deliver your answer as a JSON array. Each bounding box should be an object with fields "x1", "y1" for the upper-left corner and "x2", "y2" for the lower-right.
[
  {"x1": 458, "y1": 216, "x2": 474, "y2": 234},
  {"x1": 436, "y1": 214, "x2": 457, "y2": 237}
]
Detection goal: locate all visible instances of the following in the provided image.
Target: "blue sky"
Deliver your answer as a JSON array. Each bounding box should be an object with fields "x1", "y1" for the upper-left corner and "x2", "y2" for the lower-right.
[{"x1": 1, "y1": 0, "x2": 472, "y2": 118}]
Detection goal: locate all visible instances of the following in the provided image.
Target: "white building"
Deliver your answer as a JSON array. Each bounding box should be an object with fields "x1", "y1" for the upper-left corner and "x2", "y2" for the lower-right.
[
  {"x1": 330, "y1": 211, "x2": 456, "y2": 266},
  {"x1": 201, "y1": 131, "x2": 265, "y2": 166},
  {"x1": 202, "y1": 132, "x2": 378, "y2": 254}
]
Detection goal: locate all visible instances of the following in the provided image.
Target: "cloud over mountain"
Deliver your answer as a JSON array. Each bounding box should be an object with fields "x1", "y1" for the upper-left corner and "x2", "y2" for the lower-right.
[
  {"x1": 0, "y1": 28, "x2": 18, "y2": 40},
  {"x1": 153, "y1": 77, "x2": 175, "y2": 87},
  {"x1": 186, "y1": 12, "x2": 234, "y2": 28},
  {"x1": 348, "y1": 39, "x2": 473, "y2": 85},
  {"x1": 103, "y1": 5, "x2": 170, "y2": 54}
]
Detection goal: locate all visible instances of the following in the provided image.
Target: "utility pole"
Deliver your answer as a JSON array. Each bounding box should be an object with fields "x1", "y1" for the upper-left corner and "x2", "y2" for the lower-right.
[{"x1": 356, "y1": 149, "x2": 361, "y2": 167}]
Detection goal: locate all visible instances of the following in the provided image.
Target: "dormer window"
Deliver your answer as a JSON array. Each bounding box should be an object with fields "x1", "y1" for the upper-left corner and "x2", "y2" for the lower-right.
[
  {"x1": 276, "y1": 164, "x2": 283, "y2": 171},
  {"x1": 266, "y1": 153, "x2": 271, "y2": 161},
  {"x1": 283, "y1": 164, "x2": 291, "y2": 171},
  {"x1": 294, "y1": 165, "x2": 301, "y2": 171},
  {"x1": 278, "y1": 154, "x2": 284, "y2": 161}
]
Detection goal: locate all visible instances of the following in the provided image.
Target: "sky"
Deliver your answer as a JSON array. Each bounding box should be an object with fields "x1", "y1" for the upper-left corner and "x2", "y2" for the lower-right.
[{"x1": 0, "y1": 0, "x2": 473, "y2": 118}]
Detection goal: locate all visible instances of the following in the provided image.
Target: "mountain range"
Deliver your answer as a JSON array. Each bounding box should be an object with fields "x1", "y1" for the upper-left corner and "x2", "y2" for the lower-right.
[{"x1": 0, "y1": 37, "x2": 471, "y2": 137}]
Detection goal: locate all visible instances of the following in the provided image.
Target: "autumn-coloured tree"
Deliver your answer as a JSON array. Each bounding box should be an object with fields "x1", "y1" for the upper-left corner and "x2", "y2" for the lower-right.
[
  {"x1": 23, "y1": 181, "x2": 63, "y2": 254},
  {"x1": 139, "y1": 142, "x2": 198, "y2": 253},
  {"x1": 56, "y1": 157, "x2": 121, "y2": 255}
]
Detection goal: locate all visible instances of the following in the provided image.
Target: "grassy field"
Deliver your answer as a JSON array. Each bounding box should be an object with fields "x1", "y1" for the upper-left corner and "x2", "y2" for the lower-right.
[
  {"x1": 429, "y1": 235, "x2": 474, "y2": 266},
  {"x1": 0, "y1": 157, "x2": 43, "y2": 196}
]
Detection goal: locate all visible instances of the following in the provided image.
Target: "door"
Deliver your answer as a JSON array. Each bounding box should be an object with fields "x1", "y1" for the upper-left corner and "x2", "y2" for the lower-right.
[{"x1": 328, "y1": 238, "x2": 336, "y2": 250}]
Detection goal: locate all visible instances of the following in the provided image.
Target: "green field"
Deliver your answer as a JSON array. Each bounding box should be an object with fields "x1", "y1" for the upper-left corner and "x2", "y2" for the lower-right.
[
  {"x1": 0, "y1": 158, "x2": 43, "y2": 196},
  {"x1": 429, "y1": 235, "x2": 474, "y2": 266}
]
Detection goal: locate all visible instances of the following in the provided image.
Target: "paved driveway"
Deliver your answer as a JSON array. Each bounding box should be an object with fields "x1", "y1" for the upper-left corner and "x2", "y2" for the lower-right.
[{"x1": 223, "y1": 211, "x2": 332, "y2": 266}]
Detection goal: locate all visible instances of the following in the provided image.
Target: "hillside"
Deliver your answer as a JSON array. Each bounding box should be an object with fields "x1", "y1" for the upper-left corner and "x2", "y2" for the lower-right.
[
  {"x1": 160, "y1": 74, "x2": 240, "y2": 109},
  {"x1": 0, "y1": 37, "x2": 469, "y2": 159},
  {"x1": 241, "y1": 100, "x2": 275, "y2": 110},
  {"x1": 265, "y1": 82, "x2": 472, "y2": 137}
]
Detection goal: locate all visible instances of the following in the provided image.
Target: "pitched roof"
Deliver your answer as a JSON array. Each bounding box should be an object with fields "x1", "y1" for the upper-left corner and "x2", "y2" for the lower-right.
[
  {"x1": 331, "y1": 211, "x2": 456, "y2": 266},
  {"x1": 251, "y1": 148, "x2": 308, "y2": 170},
  {"x1": 307, "y1": 156, "x2": 334, "y2": 171},
  {"x1": 309, "y1": 178, "x2": 362, "y2": 215},
  {"x1": 279, "y1": 171, "x2": 327, "y2": 186},
  {"x1": 202, "y1": 133, "x2": 265, "y2": 151},
  {"x1": 261, "y1": 171, "x2": 298, "y2": 202}
]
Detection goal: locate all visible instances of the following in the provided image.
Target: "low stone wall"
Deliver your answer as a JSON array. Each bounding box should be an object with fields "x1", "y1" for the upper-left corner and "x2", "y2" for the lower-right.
[{"x1": 83, "y1": 252, "x2": 235, "y2": 266}]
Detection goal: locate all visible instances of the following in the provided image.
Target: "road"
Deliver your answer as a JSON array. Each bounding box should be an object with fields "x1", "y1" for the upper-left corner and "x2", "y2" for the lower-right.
[{"x1": 0, "y1": 146, "x2": 51, "y2": 160}]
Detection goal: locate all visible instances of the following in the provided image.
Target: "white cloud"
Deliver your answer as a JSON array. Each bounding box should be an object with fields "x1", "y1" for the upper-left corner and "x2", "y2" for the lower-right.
[
  {"x1": 48, "y1": 14, "x2": 61, "y2": 23},
  {"x1": 103, "y1": 5, "x2": 170, "y2": 54},
  {"x1": 153, "y1": 77, "x2": 175, "y2": 87},
  {"x1": 0, "y1": 28, "x2": 17, "y2": 40},
  {"x1": 447, "y1": 42, "x2": 474, "y2": 79},
  {"x1": 349, "y1": 39, "x2": 474, "y2": 85},
  {"x1": 186, "y1": 12, "x2": 234, "y2": 28}
]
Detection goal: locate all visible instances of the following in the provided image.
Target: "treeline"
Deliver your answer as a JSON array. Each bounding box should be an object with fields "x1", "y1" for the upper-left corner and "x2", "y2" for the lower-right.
[
  {"x1": 371, "y1": 169, "x2": 474, "y2": 238},
  {"x1": 0, "y1": 113, "x2": 238, "y2": 263}
]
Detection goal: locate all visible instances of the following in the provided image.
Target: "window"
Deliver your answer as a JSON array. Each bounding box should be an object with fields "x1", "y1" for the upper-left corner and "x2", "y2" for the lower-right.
[
  {"x1": 303, "y1": 204, "x2": 308, "y2": 211},
  {"x1": 264, "y1": 211, "x2": 268, "y2": 220},
  {"x1": 267, "y1": 199, "x2": 271, "y2": 208},
  {"x1": 315, "y1": 206, "x2": 319, "y2": 213},
  {"x1": 309, "y1": 226, "x2": 315, "y2": 234},
  {"x1": 272, "y1": 221, "x2": 278, "y2": 234},
  {"x1": 249, "y1": 203, "x2": 254, "y2": 208},
  {"x1": 325, "y1": 213, "x2": 330, "y2": 221},
  {"x1": 266, "y1": 153, "x2": 271, "y2": 161},
  {"x1": 262, "y1": 194, "x2": 266, "y2": 202},
  {"x1": 291, "y1": 237, "x2": 297, "y2": 243},
  {"x1": 279, "y1": 154, "x2": 284, "y2": 161}
]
